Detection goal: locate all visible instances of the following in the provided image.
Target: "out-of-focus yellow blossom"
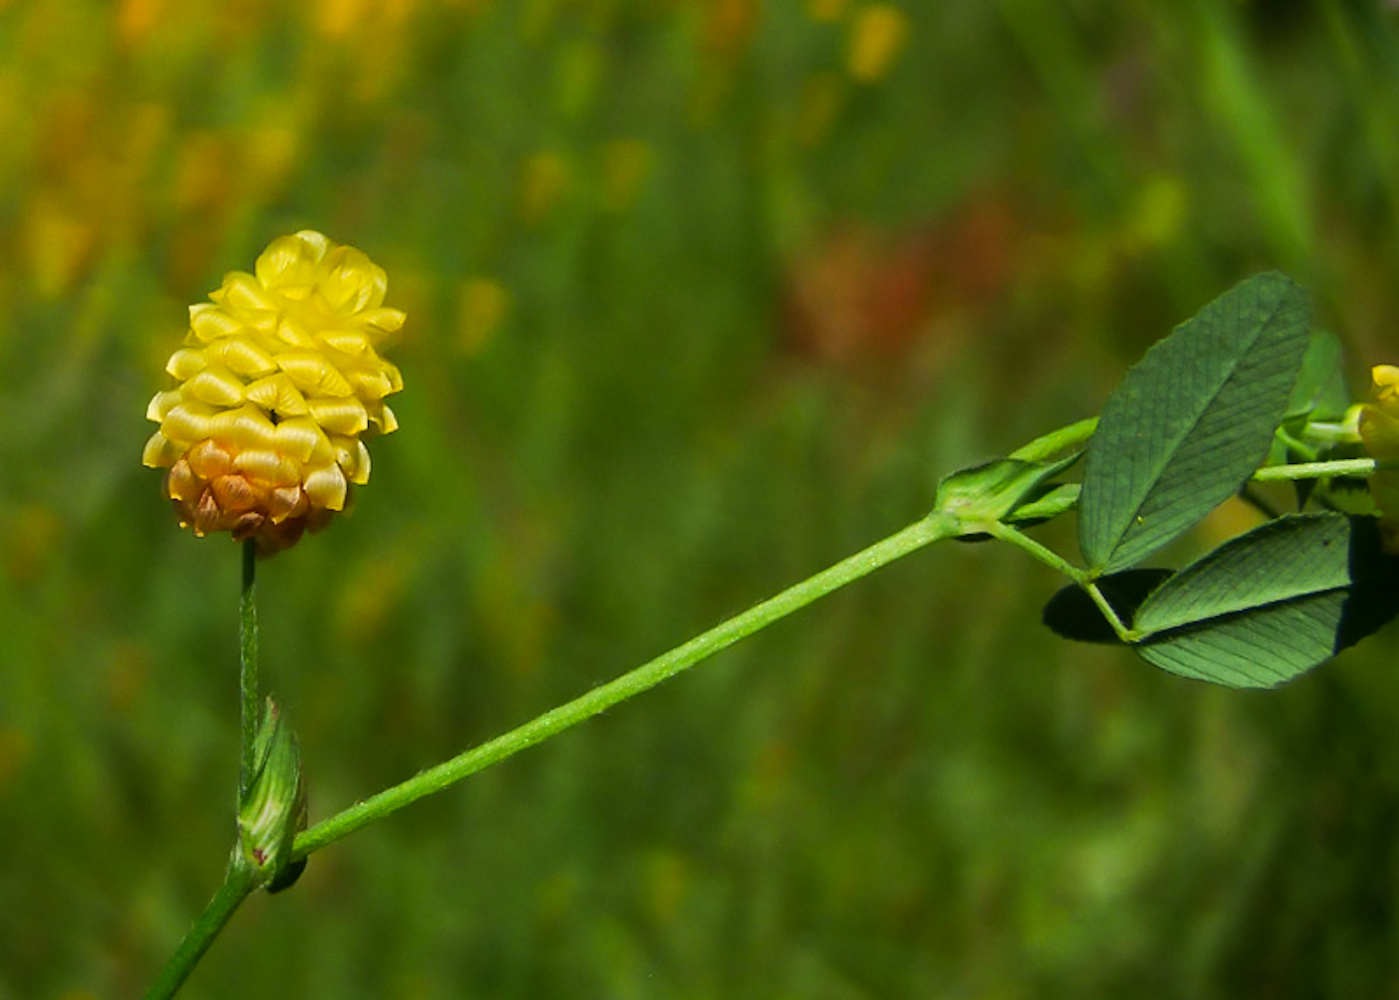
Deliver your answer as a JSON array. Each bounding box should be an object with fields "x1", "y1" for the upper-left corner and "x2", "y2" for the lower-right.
[
  {"x1": 456, "y1": 277, "x2": 509, "y2": 355},
  {"x1": 1360, "y1": 365, "x2": 1399, "y2": 552},
  {"x1": 519, "y1": 151, "x2": 571, "y2": 226},
  {"x1": 847, "y1": 4, "x2": 909, "y2": 83},
  {"x1": 807, "y1": 0, "x2": 848, "y2": 23},
  {"x1": 143, "y1": 231, "x2": 404, "y2": 555},
  {"x1": 599, "y1": 139, "x2": 653, "y2": 213}
]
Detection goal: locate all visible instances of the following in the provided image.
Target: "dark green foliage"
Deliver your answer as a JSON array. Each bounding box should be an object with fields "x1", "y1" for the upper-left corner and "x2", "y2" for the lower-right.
[
  {"x1": 1134, "y1": 515, "x2": 1399, "y2": 687},
  {"x1": 1079, "y1": 273, "x2": 1310, "y2": 573}
]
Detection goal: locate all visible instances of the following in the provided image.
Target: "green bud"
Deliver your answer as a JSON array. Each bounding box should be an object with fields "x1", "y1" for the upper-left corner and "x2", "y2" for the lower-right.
[
  {"x1": 932, "y1": 451, "x2": 1083, "y2": 527},
  {"x1": 238, "y1": 698, "x2": 308, "y2": 893}
]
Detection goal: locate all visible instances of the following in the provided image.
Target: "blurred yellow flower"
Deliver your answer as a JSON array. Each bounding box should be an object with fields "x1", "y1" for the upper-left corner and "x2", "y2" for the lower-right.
[
  {"x1": 143, "y1": 231, "x2": 404, "y2": 554},
  {"x1": 847, "y1": 4, "x2": 909, "y2": 83},
  {"x1": 1360, "y1": 364, "x2": 1399, "y2": 552}
]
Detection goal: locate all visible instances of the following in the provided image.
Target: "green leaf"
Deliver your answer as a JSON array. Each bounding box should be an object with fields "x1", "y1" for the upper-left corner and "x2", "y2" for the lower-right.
[
  {"x1": 1079, "y1": 273, "x2": 1310, "y2": 573},
  {"x1": 1131, "y1": 514, "x2": 1399, "y2": 688},
  {"x1": 1284, "y1": 328, "x2": 1349, "y2": 421},
  {"x1": 1005, "y1": 483, "x2": 1080, "y2": 524}
]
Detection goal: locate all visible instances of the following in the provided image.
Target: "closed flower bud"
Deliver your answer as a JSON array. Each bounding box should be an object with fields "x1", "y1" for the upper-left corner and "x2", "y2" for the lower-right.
[
  {"x1": 1359, "y1": 365, "x2": 1399, "y2": 552},
  {"x1": 143, "y1": 231, "x2": 403, "y2": 554},
  {"x1": 239, "y1": 698, "x2": 308, "y2": 892}
]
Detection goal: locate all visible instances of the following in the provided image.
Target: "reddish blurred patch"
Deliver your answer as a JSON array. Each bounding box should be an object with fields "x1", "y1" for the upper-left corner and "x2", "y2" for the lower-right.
[
  {"x1": 701, "y1": 0, "x2": 759, "y2": 59},
  {"x1": 780, "y1": 193, "x2": 1028, "y2": 366}
]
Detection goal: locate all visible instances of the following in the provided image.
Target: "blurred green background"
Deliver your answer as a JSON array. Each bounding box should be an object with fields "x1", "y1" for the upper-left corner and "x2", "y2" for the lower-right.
[{"x1": 6, "y1": 0, "x2": 1399, "y2": 996}]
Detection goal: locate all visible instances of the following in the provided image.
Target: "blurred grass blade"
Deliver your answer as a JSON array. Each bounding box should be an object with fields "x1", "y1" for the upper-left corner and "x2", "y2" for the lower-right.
[{"x1": 1079, "y1": 272, "x2": 1310, "y2": 573}]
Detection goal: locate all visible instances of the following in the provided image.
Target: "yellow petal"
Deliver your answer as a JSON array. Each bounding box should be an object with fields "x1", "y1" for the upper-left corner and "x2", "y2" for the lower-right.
[
  {"x1": 185, "y1": 365, "x2": 247, "y2": 407},
  {"x1": 1374, "y1": 365, "x2": 1399, "y2": 409},
  {"x1": 187, "y1": 439, "x2": 234, "y2": 480},
  {"x1": 166, "y1": 458, "x2": 201, "y2": 502},
  {"x1": 272, "y1": 416, "x2": 332, "y2": 463},
  {"x1": 160, "y1": 401, "x2": 218, "y2": 445},
  {"x1": 215, "y1": 271, "x2": 276, "y2": 313},
  {"x1": 319, "y1": 245, "x2": 387, "y2": 314},
  {"x1": 308, "y1": 396, "x2": 369, "y2": 435},
  {"x1": 303, "y1": 463, "x2": 348, "y2": 510},
  {"x1": 245, "y1": 373, "x2": 310, "y2": 417},
  {"x1": 208, "y1": 336, "x2": 278, "y2": 377},
  {"x1": 189, "y1": 303, "x2": 243, "y2": 342},
  {"x1": 233, "y1": 448, "x2": 301, "y2": 486},
  {"x1": 256, "y1": 231, "x2": 330, "y2": 291},
  {"x1": 276, "y1": 316, "x2": 318, "y2": 349},
  {"x1": 1361, "y1": 404, "x2": 1399, "y2": 459},
  {"x1": 319, "y1": 330, "x2": 371, "y2": 356},
  {"x1": 166, "y1": 348, "x2": 209, "y2": 379},
  {"x1": 360, "y1": 307, "x2": 406, "y2": 339},
  {"x1": 146, "y1": 390, "x2": 183, "y2": 423},
  {"x1": 211, "y1": 404, "x2": 278, "y2": 450},
  {"x1": 278, "y1": 352, "x2": 352, "y2": 396},
  {"x1": 344, "y1": 364, "x2": 401, "y2": 399},
  {"x1": 341, "y1": 438, "x2": 372, "y2": 485},
  {"x1": 142, "y1": 431, "x2": 176, "y2": 467}
]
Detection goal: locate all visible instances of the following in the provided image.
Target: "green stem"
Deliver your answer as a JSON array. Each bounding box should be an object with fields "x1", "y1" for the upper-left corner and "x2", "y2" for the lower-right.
[
  {"x1": 1273, "y1": 426, "x2": 1319, "y2": 462},
  {"x1": 292, "y1": 512, "x2": 961, "y2": 859},
  {"x1": 239, "y1": 540, "x2": 259, "y2": 797},
  {"x1": 981, "y1": 519, "x2": 1131, "y2": 640},
  {"x1": 141, "y1": 851, "x2": 258, "y2": 1000},
  {"x1": 1251, "y1": 457, "x2": 1376, "y2": 482}
]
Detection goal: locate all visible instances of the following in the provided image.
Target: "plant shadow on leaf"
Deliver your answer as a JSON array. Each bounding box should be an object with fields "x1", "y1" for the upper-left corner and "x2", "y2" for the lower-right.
[{"x1": 1043, "y1": 517, "x2": 1399, "y2": 685}]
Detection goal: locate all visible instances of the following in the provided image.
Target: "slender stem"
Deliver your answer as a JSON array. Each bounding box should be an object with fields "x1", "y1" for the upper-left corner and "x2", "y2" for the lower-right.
[
  {"x1": 239, "y1": 540, "x2": 259, "y2": 797},
  {"x1": 292, "y1": 513, "x2": 961, "y2": 859},
  {"x1": 142, "y1": 851, "x2": 258, "y2": 1000},
  {"x1": 981, "y1": 519, "x2": 1131, "y2": 640},
  {"x1": 1251, "y1": 457, "x2": 1376, "y2": 482},
  {"x1": 1273, "y1": 426, "x2": 1319, "y2": 462}
]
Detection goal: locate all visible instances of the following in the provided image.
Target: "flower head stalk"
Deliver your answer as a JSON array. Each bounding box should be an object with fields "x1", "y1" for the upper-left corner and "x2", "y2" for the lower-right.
[
  {"x1": 143, "y1": 231, "x2": 403, "y2": 554},
  {"x1": 1359, "y1": 364, "x2": 1399, "y2": 552}
]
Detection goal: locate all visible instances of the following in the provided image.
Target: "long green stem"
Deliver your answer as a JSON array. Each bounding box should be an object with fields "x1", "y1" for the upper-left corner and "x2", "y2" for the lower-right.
[
  {"x1": 1251, "y1": 457, "x2": 1376, "y2": 482},
  {"x1": 292, "y1": 512, "x2": 961, "y2": 859},
  {"x1": 239, "y1": 540, "x2": 259, "y2": 797},
  {"x1": 142, "y1": 852, "x2": 258, "y2": 1000}
]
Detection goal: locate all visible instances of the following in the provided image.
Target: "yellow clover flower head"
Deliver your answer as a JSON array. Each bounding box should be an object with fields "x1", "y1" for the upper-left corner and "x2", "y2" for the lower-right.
[
  {"x1": 143, "y1": 231, "x2": 404, "y2": 555},
  {"x1": 1359, "y1": 364, "x2": 1399, "y2": 553}
]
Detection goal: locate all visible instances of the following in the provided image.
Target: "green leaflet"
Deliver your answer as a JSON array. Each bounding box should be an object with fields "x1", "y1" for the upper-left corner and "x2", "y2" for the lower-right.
[
  {"x1": 1079, "y1": 273, "x2": 1310, "y2": 573},
  {"x1": 1131, "y1": 514, "x2": 1399, "y2": 688}
]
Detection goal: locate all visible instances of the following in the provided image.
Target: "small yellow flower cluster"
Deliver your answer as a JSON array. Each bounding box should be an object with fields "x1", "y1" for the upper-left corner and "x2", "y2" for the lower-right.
[
  {"x1": 143, "y1": 231, "x2": 403, "y2": 554},
  {"x1": 1360, "y1": 364, "x2": 1399, "y2": 552}
]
